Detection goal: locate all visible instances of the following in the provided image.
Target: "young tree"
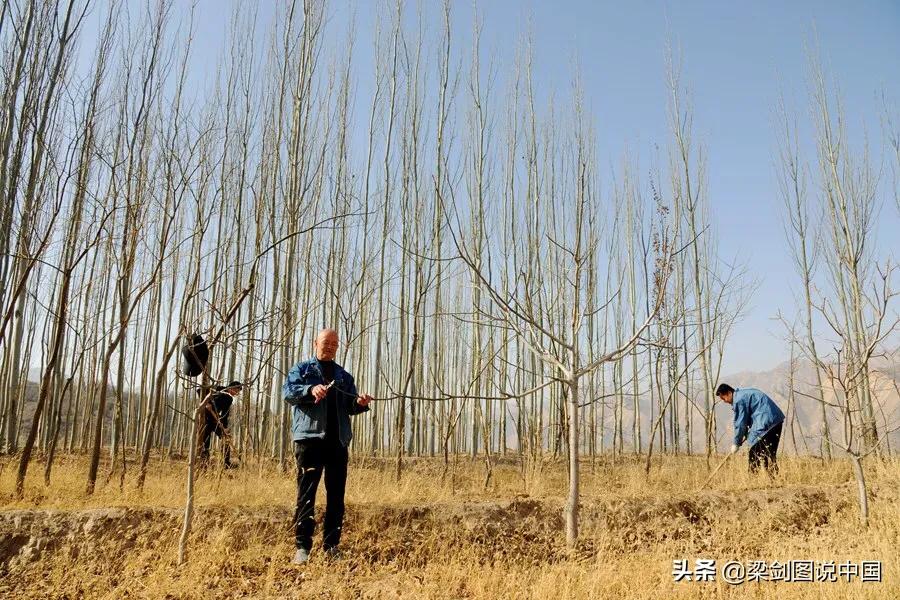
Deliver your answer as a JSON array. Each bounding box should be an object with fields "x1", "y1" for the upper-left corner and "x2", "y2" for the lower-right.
[
  {"x1": 776, "y1": 96, "x2": 832, "y2": 458},
  {"x1": 445, "y1": 64, "x2": 682, "y2": 544}
]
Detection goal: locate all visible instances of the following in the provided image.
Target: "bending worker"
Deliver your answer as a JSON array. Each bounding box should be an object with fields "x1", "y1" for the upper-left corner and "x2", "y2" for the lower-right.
[
  {"x1": 282, "y1": 328, "x2": 372, "y2": 565},
  {"x1": 196, "y1": 380, "x2": 242, "y2": 468},
  {"x1": 715, "y1": 383, "x2": 785, "y2": 476}
]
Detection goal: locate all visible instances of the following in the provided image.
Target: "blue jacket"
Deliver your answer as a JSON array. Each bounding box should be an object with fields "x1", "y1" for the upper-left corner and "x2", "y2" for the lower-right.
[
  {"x1": 282, "y1": 358, "x2": 369, "y2": 446},
  {"x1": 732, "y1": 387, "x2": 785, "y2": 448}
]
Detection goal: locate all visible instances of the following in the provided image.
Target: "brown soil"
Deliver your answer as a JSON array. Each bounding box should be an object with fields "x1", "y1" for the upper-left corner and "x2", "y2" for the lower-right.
[{"x1": 1, "y1": 484, "x2": 856, "y2": 598}]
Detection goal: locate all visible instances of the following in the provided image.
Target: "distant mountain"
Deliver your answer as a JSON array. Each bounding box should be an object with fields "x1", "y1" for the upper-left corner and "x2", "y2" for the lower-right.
[{"x1": 11, "y1": 353, "x2": 900, "y2": 457}]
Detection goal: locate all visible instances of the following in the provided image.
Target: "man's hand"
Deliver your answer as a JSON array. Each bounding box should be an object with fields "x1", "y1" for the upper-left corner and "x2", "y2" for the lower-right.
[
  {"x1": 356, "y1": 393, "x2": 373, "y2": 407},
  {"x1": 311, "y1": 384, "x2": 329, "y2": 403},
  {"x1": 730, "y1": 444, "x2": 740, "y2": 455}
]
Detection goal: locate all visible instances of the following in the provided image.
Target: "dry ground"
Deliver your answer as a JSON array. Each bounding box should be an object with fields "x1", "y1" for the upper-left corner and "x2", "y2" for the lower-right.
[{"x1": 1, "y1": 452, "x2": 898, "y2": 599}]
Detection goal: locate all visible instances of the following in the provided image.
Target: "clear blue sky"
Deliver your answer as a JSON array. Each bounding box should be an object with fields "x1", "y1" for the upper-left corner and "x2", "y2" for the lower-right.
[{"x1": 92, "y1": 0, "x2": 900, "y2": 375}]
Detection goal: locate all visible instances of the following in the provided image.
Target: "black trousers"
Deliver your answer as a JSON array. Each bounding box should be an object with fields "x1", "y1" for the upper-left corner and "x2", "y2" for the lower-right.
[
  {"x1": 198, "y1": 407, "x2": 231, "y2": 466},
  {"x1": 293, "y1": 438, "x2": 348, "y2": 551},
  {"x1": 748, "y1": 421, "x2": 782, "y2": 476},
  {"x1": 197, "y1": 391, "x2": 233, "y2": 467}
]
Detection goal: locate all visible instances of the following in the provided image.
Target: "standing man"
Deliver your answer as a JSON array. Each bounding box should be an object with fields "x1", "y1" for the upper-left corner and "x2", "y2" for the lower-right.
[
  {"x1": 716, "y1": 383, "x2": 785, "y2": 476},
  {"x1": 282, "y1": 328, "x2": 372, "y2": 565}
]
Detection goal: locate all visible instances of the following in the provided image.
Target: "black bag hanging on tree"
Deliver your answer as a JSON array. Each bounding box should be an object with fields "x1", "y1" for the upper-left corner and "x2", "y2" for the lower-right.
[{"x1": 181, "y1": 333, "x2": 209, "y2": 377}]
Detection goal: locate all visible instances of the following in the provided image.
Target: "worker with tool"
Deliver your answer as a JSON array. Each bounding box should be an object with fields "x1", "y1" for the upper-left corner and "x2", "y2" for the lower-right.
[
  {"x1": 282, "y1": 328, "x2": 373, "y2": 565},
  {"x1": 716, "y1": 383, "x2": 785, "y2": 476},
  {"x1": 195, "y1": 380, "x2": 242, "y2": 469}
]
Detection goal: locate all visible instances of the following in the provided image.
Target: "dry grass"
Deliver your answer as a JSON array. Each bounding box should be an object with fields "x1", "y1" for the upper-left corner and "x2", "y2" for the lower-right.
[{"x1": 1, "y1": 452, "x2": 899, "y2": 599}]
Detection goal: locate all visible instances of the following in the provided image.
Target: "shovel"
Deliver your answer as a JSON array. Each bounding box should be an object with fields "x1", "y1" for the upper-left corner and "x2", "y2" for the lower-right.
[{"x1": 698, "y1": 451, "x2": 736, "y2": 491}]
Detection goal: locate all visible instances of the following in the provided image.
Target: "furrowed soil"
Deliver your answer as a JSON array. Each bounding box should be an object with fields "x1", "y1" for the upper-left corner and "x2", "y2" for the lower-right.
[{"x1": 1, "y1": 454, "x2": 898, "y2": 599}]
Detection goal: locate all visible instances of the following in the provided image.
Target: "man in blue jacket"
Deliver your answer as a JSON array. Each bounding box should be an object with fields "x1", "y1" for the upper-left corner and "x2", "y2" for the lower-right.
[
  {"x1": 716, "y1": 383, "x2": 785, "y2": 476},
  {"x1": 283, "y1": 328, "x2": 372, "y2": 565}
]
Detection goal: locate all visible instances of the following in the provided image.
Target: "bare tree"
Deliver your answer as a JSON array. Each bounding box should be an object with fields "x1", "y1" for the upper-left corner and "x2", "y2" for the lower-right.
[
  {"x1": 776, "y1": 94, "x2": 832, "y2": 458},
  {"x1": 780, "y1": 56, "x2": 899, "y2": 524},
  {"x1": 444, "y1": 59, "x2": 682, "y2": 543}
]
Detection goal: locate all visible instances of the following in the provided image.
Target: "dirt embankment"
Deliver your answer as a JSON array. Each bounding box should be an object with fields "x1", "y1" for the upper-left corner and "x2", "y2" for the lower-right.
[{"x1": 2, "y1": 485, "x2": 852, "y2": 579}]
